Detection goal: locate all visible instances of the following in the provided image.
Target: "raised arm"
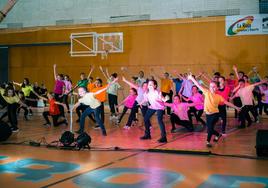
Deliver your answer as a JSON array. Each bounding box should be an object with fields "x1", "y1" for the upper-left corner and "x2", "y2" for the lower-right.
[
  {"x1": 87, "y1": 65, "x2": 95, "y2": 80},
  {"x1": 99, "y1": 66, "x2": 109, "y2": 80},
  {"x1": 122, "y1": 76, "x2": 138, "y2": 90},
  {"x1": 187, "y1": 73, "x2": 205, "y2": 92},
  {"x1": 250, "y1": 80, "x2": 267, "y2": 88},
  {"x1": 232, "y1": 65, "x2": 239, "y2": 80},
  {"x1": 53, "y1": 64, "x2": 57, "y2": 81}
]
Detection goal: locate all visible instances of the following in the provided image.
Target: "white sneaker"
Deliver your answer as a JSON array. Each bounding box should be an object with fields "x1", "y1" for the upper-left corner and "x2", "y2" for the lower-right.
[{"x1": 123, "y1": 125, "x2": 130, "y2": 130}]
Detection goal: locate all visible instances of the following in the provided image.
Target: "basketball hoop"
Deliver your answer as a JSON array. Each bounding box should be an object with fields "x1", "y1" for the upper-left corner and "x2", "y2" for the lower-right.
[{"x1": 101, "y1": 50, "x2": 109, "y2": 60}]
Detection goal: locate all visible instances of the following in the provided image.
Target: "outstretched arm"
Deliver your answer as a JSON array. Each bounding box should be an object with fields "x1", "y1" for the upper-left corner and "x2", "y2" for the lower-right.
[
  {"x1": 224, "y1": 99, "x2": 240, "y2": 111},
  {"x1": 13, "y1": 81, "x2": 22, "y2": 87},
  {"x1": 53, "y1": 64, "x2": 57, "y2": 81},
  {"x1": 122, "y1": 76, "x2": 138, "y2": 90},
  {"x1": 93, "y1": 77, "x2": 119, "y2": 95},
  {"x1": 187, "y1": 73, "x2": 205, "y2": 93}
]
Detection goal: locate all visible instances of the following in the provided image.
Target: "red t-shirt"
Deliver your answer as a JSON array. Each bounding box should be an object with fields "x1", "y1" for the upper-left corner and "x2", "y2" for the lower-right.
[{"x1": 49, "y1": 98, "x2": 60, "y2": 115}]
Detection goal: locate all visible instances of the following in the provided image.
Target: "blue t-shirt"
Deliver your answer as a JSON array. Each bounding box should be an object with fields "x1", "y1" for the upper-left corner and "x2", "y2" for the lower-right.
[{"x1": 172, "y1": 78, "x2": 183, "y2": 94}]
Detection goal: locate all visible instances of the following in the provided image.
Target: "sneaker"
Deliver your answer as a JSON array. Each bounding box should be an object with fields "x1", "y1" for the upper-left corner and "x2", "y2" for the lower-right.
[
  {"x1": 24, "y1": 116, "x2": 29, "y2": 121},
  {"x1": 157, "y1": 137, "x2": 167, "y2": 143},
  {"x1": 123, "y1": 125, "x2": 130, "y2": 130},
  {"x1": 43, "y1": 122, "x2": 51, "y2": 126},
  {"x1": 75, "y1": 129, "x2": 83, "y2": 134},
  {"x1": 206, "y1": 142, "x2": 212, "y2": 147},
  {"x1": 213, "y1": 134, "x2": 222, "y2": 142},
  {"x1": 94, "y1": 125, "x2": 100, "y2": 129},
  {"x1": 238, "y1": 125, "x2": 246, "y2": 129},
  {"x1": 64, "y1": 120, "x2": 68, "y2": 126},
  {"x1": 102, "y1": 131, "x2": 107, "y2": 136},
  {"x1": 12, "y1": 127, "x2": 19, "y2": 132},
  {"x1": 171, "y1": 128, "x2": 176, "y2": 133},
  {"x1": 140, "y1": 135, "x2": 151, "y2": 140}
]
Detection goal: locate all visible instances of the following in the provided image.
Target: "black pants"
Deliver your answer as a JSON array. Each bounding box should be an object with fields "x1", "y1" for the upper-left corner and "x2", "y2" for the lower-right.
[
  {"x1": 240, "y1": 105, "x2": 258, "y2": 127},
  {"x1": 76, "y1": 104, "x2": 96, "y2": 123},
  {"x1": 62, "y1": 94, "x2": 70, "y2": 111},
  {"x1": 233, "y1": 97, "x2": 242, "y2": 118},
  {"x1": 187, "y1": 107, "x2": 206, "y2": 126},
  {"x1": 126, "y1": 101, "x2": 150, "y2": 127},
  {"x1": 108, "y1": 94, "x2": 118, "y2": 115},
  {"x1": 262, "y1": 103, "x2": 268, "y2": 115},
  {"x1": 17, "y1": 106, "x2": 29, "y2": 118},
  {"x1": 42, "y1": 111, "x2": 66, "y2": 126},
  {"x1": 7, "y1": 103, "x2": 19, "y2": 129},
  {"x1": 99, "y1": 102, "x2": 105, "y2": 124},
  {"x1": 162, "y1": 91, "x2": 173, "y2": 115},
  {"x1": 170, "y1": 113, "x2": 194, "y2": 131},
  {"x1": 118, "y1": 106, "x2": 131, "y2": 123},
  {"x1": 206, "y1": 113, "x2": 220, "y2": 142},
  {"x1": 218, "y1": 105, "x2": 227, "y2": 133},
  {"x1": 54, "y1": 93, "x2": 65, "y2": 117}
]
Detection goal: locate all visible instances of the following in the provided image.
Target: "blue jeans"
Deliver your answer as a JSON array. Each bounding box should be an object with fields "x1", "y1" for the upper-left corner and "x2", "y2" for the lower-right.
[
  {"x1": 80, "y1": 106, "x2": 106, "y2": 134},
  {"x1": 144, "y1": 108, "x2": 166, "y2": 138}
]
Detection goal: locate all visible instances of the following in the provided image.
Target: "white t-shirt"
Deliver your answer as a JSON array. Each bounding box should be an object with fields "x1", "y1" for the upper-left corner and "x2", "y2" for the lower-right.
[
  {"x1": 237, "y1": 85, "x2": 254, "y2": 106},
  {"x1": 260, "y1": 88, "x2": 268, "y2": 104},
  {"x1": 143, "y1": 89, "x2": 165, "y2": 110},
  {"x1": 79, "y1": 93, "x2": 101, "y2": 109},
  {"x1": 136, "y1": 87, "x2": 146, "y2": 105}
]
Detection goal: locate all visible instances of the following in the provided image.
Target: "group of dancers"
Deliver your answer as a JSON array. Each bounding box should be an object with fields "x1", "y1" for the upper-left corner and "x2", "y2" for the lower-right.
[{"x1": 0, "y1": 64, "x2": 267, "y2": 147}]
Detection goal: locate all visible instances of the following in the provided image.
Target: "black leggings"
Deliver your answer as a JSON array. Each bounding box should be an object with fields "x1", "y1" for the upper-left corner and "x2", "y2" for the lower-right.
[
  {"x1": 7, "y1": 103, "x2": 19, "y2": 129},
  {"x1": 42, "y1": 111, "x2": 66, "y2": 126},
  {"x1": 187, "y1": 107, "x2": 206, "y2": 126},
  {"x1": 118, "y1": 106, "x2": 130, "y2": 123},
  {"x1": 206, "y1": 113, "x2": 220, "y2": 142},
  {"x1": 170, "y1": 113, "x2": 194, "y2": 131},
  {"x1": 108, "y1": 94, "x2": 118, "y2": 115}
]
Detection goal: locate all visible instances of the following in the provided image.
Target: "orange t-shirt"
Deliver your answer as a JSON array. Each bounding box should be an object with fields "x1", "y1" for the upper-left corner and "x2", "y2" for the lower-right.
[
  {"x1": 91, "y1": 85, "x2": 107, "y2": 102},
  {"x1": 87, "y1": 83, "x2": 95, "y2": 92},
  {"x1": 49, "y1": 99, "x2": 60, "y2": 115},
  {"x1": 161, "y1": 79, "x2": 173, "y2": 93}
]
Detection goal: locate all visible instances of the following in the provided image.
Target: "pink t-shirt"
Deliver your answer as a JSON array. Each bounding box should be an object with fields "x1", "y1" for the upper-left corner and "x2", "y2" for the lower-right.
[
  {"x1": 171, "y1": 103, "x2": 189, "y2": 120},
  {"x1": 54, "y1": 80, "x2": 65, "y2": 95},
  {"x1": 63, "y1": 80, "x2": 72, "y2": 94},
  {"x1": 216, "y1": 86, "x2": 230, "y2": 105},
  {"x1": 189, "y1": 93, "x2": 204, "y2": 110},
  {"x1": 237, "y1": 85, "x2": 254, "y2": 106},
  {"x1": 124, "y1": 95, "x2": 137, "y2": 109}
]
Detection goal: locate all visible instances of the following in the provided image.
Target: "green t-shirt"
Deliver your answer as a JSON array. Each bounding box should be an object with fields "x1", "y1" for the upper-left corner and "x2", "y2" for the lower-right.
[{"x1": 77, "y1": 79, "x2": 88, "y2": 88}]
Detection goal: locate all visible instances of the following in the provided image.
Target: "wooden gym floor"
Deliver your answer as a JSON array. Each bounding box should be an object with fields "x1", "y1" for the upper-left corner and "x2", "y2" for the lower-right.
[{"x1": 0, "y1": 108, "x2": 268, "y2": 188}]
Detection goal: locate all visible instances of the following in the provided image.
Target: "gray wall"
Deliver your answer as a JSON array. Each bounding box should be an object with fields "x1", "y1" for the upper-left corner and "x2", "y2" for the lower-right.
[{"x1": 0, "y1": 0, "x2": 259, "y2": 28}]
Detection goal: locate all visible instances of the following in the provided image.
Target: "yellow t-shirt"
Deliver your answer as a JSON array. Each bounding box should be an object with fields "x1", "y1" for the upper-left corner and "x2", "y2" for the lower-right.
[
  {"x1": 0, "y1": 88, "x2": 20, "y2": 104},
  {"x1": 22, "y1": 85, "x2": 33, "y2": 97},
  {"x1": 161, "y1": 79, "x2": 173, "y2": 93},
  {"x1": 203, "y1": 89, "x2": 224, "y2": 114}
]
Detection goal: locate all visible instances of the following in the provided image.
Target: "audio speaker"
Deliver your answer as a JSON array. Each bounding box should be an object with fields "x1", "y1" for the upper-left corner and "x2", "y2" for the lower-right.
[
  {"x1": 0, "y1": 121, "x2": 12, "y2": 142},
  {"x1": 256, "y1": 129, "x2": 268, "y2": 157}
]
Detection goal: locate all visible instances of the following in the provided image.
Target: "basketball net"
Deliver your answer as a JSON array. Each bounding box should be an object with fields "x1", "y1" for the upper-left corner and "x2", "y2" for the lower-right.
[{"x1": 101, "y1": 50, "x2": 109, "y2": 60}]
